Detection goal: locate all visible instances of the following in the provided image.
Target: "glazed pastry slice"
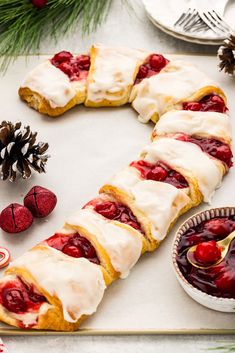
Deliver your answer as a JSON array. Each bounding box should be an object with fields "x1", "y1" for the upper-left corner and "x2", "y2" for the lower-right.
[
  {"x1": 19, "y1": 51, "x2": 90, "y2": 117},
  {"x1": 85, "y1": 44, "x2": 149, "y2": 107},
  {"x1": 65, "y1": 204, "x2": 144, "y2": 279},
  {"x1": 130, "y1": 59, "x2": 226, "y2": 124},
  {"x1": 101, "y1": 170, "x2": 191, "y2": 251},
  {"x1": 0, "y1": 244, "x2": 107, "y2": 331},
  {"x1": 152, "y1": 110, "x2": 232, "y2": 145},
  {"x1": 141, "y1": 137, "x2": 226, "y2": 204}
]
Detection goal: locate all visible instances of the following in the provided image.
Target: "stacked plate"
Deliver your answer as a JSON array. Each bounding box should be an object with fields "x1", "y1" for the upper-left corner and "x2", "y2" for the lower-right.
[{"x1": 143, "y1": 0, "x2": 235, "y2": 45}]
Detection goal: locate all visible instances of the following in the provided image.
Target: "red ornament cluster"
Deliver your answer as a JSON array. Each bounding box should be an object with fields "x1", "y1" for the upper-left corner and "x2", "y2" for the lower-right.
[{"x1": 0, "y1": 186, "x2": 57, "y2": 234}]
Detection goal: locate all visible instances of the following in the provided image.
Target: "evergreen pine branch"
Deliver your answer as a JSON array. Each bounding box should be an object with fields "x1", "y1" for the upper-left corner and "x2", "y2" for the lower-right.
[{"x1": 0, "y1": 0, "x2": 113, "y2": 72}]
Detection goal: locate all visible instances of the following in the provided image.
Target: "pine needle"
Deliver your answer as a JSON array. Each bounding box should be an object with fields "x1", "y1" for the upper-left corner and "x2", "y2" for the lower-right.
[{"x1": 0, "y1": 0, "x2": 113, "y2": 72}]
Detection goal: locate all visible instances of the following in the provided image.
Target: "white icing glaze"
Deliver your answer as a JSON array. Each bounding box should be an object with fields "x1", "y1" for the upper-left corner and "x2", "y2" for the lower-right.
[
  {"x1": 130, "y1": 181, "x2": 190, "y2": 241},
  {"x1": 154, "y1": 110, "x2": 232, "y2": 142},
  {"x1": 109, "y1": 171, "x2": 190, "y2": 241},
  {"x1": 11, "y1": 303, "x2": 51, "y2": 328},
  {"x1": 11, "y1": 247, "x2": 106, "y2": 323},
  {"x1": 109, "y1": 166, "x2": 142, "y2": 195},
  {"x1": 66, "y1": 208, "x2": 142, "y2": 279},
  {"x1": 142, "y1": 138, "x2": 223, "y2": 202},
  {"x1": 87, "y1": 44, "x2": 149, "y2": 102},
  {"x1": 21, "y1": 60, "x2": 86, "y2": 108},
  {"x1": 130, "y1": 60, "x2": 218, "y2": 123}
]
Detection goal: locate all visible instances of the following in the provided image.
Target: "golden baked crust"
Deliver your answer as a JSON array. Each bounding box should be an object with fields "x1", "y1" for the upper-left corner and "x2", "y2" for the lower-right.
[
  {"x1": 18, "y1": 86, "x2": 86, "y2": 117},
  {"x1": 99, "y1": 184, "x2": 192, "y2": 252}
]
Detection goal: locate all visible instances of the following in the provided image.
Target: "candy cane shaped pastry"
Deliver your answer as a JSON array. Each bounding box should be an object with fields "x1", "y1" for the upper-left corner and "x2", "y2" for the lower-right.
[
  {"x1": 130, "y1": 59, "x2": 226, "y2": 123},
  {"x1": 0, "y1": 46, "x2": 232, "y2": 332},
  {"x1": 85, "y1": 44, "x2": 150, "y2": 107},
  {"x1": 19, "y1": 51, "x2": 90, "y2": 117}
]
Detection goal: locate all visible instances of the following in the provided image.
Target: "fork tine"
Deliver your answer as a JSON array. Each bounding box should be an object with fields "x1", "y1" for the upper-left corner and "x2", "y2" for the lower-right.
[
  {"x1": 201, "y1": 12, "x2": 225, "y2": 35},
  {"x1": 174, "y1": 8, "x2": 191, "y2": 27},
  {"x1": 174, "y1": 12, "x2": 187, "y2": 27},
  {"x1": 212, "y1": 10, "x2": 234, "y2": 33},
  {"x1": 208, "y1": 11, "x2": 229, "y2": 34},
  {"x1": 182, "y1": 9, "x2": 198, "y2": 30}
]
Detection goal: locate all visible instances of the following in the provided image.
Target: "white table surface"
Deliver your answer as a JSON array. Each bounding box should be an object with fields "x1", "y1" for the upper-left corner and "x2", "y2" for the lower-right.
[{"x1": 2, "y1": 0, "x2": 235, "y2": 351}]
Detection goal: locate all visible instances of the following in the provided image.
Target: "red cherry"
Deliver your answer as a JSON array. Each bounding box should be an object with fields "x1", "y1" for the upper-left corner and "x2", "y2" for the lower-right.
[
  {"x1": 194, "y1": 240, "x2": 222, "y2": 265},
  {"x1": 149, "y1": 54, "x2": 166, "y2": 71},
  {"x1": 214, "y1": 145, "x2": 232, "y2": 166},
  {"x1": 183, "y1": 102, "x2": 202, "y2": 111},
  {"x1": 62, "y1": 244, "x2": 83, "y2": 258},
  {"x1": 24, "y1": 186, "x2": 57, "y2": 218},
  {"x1": 51, "y1": 51, "x2": 73, "y2": 65},
  {"x1": 211, "y1": 95, "x2": 224, "y2": 104},
  {"x1": 0, "y1": 203, "x2": 33, "y2": 233},
  {"x1": 27, "y1": 290, "x2": 46, "y2": 303},
  {"x1": 2, "y1": 288, "x2": 27, "y2": 313},
  {"x1": 94, "y1": 201, "x2": 118, "y2": 219},
  {"x1": 126, "y1": 220, "x2": 140, "y2": 230},
  {"x1": 58, "y1": 62, "x2": 74, "y2": 77},
  {"x1": 31, "y1": 0, "x2": 47, "y2": 9},
  {"x1": 136, "y1": 65, "x2": 148, "y2": 79},
  {"x1": 146, "y1": 166, "x2": 168, "y2": 181},
  {"x1": 204, "y1": 218, "x2": 231, "y2": 236},
  {"x1": 76, "y1": 55, "x2": 90, "y2": 70},
  {"x1": 215, "y1": 271, "x2": 234, "y2": 291}
]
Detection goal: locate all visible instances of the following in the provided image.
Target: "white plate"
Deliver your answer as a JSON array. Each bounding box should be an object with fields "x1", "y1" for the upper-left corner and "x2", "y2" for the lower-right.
[
  {"x1": 0, "y1": 54, "x2": 235, "y2": 335},
  {"x1": 143, "y1": 0, "x2": 235, "y2": 45}
]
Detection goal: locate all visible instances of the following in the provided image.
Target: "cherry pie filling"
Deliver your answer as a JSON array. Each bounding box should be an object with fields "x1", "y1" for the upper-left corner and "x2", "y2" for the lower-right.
[
  {"x1": 130, "y1": 160, "x2": 189, "y2": 189},
  {"x1": 51, "y1": 51, "x2": 90, "y2": 81},
  {"x1": 176, "y1": 216, "x2": 235, "y2": 298},
  {"x1": 46, "y1": 232, "x2": 100, "y2": 265},
  {"x1": 182, "y1": 94, "x2": 227, "y2": 113},
  {"x1": 85, "y1": 198, "x2": 143, "y2": 232},
  {"x1": 174, "y1": 133, "x2": 233, "y2": 168},
  {"x1": 134, "y1": 53, "x2": 169, "y2": 84},
  {"x1": 0, "y1": 277, "x2": 47, "y2": 326}
]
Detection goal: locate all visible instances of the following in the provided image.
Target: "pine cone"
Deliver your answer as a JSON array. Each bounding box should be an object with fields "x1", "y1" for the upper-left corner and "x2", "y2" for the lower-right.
[
  {"x1": 218, "y1": 34, "x2": 235, "y2": 75},
  {"x1": 0, "y1": 121, "x2": 50, "y2": 182}
]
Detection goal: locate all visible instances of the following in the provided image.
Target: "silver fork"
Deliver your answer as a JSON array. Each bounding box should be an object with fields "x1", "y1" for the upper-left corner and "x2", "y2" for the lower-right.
[
  {"x1": 174, "y1": 8, "x2": 209, "y2": 33},
  {"x1": 199, "y1": 9, "x2": 234, "y2": 36}
]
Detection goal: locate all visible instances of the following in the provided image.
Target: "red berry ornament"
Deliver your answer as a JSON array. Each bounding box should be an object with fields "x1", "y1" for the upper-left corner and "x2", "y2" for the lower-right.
[
  {"x1": 195, "y1": 240, "x2": 222, "y2": 265},
  {"x1": 31, "y1": 0, "x2": 47, "y2": 9},
  {"x1": 0, "y1": 204, "x2": 33, "y2": 233},
  {"x1": 24, "y1": 186, "x2": 57, "y2": 218}
]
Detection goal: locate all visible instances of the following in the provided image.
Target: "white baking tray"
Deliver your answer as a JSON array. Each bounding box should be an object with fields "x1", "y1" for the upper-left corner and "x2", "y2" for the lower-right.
[{"x1": 0, "y1": 54, "x2": 234, "y2": 335}]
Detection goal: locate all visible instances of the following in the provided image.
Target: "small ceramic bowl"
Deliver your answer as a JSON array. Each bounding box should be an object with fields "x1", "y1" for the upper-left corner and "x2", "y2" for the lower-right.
[{"x1": 172, "y1": 207, "x2": 235, "y2": 312}]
